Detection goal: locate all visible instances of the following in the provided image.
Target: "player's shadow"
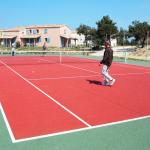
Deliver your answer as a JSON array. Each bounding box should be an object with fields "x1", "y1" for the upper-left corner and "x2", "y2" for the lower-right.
[{"x1": 86, "y1": 79, "x2": 102, "y2": 85}]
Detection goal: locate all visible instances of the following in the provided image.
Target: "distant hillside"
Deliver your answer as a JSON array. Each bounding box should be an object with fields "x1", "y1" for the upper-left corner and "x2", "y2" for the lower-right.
[{"x1": 128, "y1": 46, "x2": 150, "y2": 60}]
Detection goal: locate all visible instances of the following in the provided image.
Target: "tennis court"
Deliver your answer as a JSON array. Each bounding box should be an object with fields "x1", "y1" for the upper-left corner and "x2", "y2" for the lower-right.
[{"x1": 0, "y1": 51, "x2": 150, "y2": 150}]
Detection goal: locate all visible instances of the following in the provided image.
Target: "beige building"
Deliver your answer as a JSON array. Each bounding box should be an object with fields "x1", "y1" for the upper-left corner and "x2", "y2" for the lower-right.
[
  {"x1": 0, "y1": 28, "x2": 20, "y2": 47},
  {"x1": 70, "y1": 31, "x2": 85, "y2": 47},
  {"x1": 0, "y1": 24, "x2": 85, "y2": 48}
]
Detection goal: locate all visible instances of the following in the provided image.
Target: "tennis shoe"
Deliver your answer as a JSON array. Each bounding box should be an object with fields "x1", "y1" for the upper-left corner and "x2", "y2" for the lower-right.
[
  {"x1": 102, "y1": 80, "x2": 110, "y2": 86},
  {"x1": 110, "y1": 79, "x2": 116, "y2": 86}
]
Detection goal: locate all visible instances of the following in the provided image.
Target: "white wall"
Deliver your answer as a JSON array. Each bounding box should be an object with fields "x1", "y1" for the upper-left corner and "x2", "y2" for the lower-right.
[
  {"x1": 70, "y1": 31, "x2": 85, "y2": 46},
  {"x1": 111, "y1": 38, "x2": 117, "y2": 47}
]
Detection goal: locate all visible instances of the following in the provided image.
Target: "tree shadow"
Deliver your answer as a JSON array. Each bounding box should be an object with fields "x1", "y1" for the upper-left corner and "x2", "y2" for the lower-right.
[{"x1": 86, "y1": 79, "x2": 102, "y2": 85}]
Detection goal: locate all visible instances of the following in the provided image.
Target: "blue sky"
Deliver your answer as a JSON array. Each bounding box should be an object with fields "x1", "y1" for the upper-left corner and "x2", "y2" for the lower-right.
[{"x1": 0, "y1": 0, "x2": 150, "y2": 30}]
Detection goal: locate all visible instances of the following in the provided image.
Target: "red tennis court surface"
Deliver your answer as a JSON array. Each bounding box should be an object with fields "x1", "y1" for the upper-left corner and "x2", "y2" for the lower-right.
[{"x1": 0, "y1": 56, "x2": 150, "y2": 142}]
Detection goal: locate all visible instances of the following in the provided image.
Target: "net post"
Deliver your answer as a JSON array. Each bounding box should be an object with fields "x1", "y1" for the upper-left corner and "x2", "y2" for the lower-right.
[
  {"x1": 124, "y1": 50, "x2": 127, "y2": 63},
  {"x1": 59, "y1": 51, "x2": 62, "y2": 64}
]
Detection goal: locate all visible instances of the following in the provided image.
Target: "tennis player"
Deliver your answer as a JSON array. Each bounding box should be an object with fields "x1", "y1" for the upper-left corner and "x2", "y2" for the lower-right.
[
  {"x1": 11, "y1": 42, "x2": 16, "y2": 56},
  {"x1": 100, "y1": 40, "x2": 116, "y2": 86}
]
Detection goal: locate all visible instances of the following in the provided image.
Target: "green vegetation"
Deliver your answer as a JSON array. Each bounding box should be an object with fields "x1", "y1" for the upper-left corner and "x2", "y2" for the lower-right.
[{"x1": 76, "y1": 15, "x2": 150, "y2": 49}]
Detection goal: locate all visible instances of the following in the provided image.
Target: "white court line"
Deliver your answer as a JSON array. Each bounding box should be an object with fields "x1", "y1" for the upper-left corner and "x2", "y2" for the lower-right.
[
  {"x1": 28, "y1": 72, "x2": 150, "y2": 81},
  {"x1": 61, "y1": 64, "x2": 150, "y2": 78},
  {"x1": 7, "y1": 114, "x2": 150, "y2": 143},
  {"x1": 114, "y1": 62, "x2": 150, "y2": 71},
  {"x1": 0, "y1": 101, "x2": 150, "y2": 143},
  {"x1": 0, "y1": 59, "x2": 92, "y2": 141},
  {"x1": 112, "y1": 71, "x2": 150, "y2": 76},
  {"x1": 0, "y1": 102, "x2": 16, "y2": 143},
  {"x1": 61, "y1": 63, "x2": 99, "y2": 74},
  {"x1": 15, "y1": 115, "x2": 150, "y2": 143},
  {"x1": 37, "y1": 58, "x2": 150, "y2": 76},
  {"x1": 28, "y1": 58, "x2": 150, "y2": 81},
  {"x1": 1, "y1": 58, "x2": 149, "y2": 143},
  {"x1": 37, "y1": 58, "x2": 99, "y2": 74},
  {"x1": 28, "y1": 74, "x2": 99, "y2": 81}
]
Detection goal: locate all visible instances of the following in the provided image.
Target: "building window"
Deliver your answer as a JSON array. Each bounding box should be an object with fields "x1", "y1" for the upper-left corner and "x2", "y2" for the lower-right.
[
  {"x1": 44, "y1": 29, "x2": 48, "y2": 34},
  {"x1": 26, "y1": 30, "x2": 30, "y2": 35},
  {"x1": 39, "y1": 37, "x2": 42, "y2": 43},
  {"x1": 45, "y1": 38, "x2": 50, "y2": 43},
  {"x1": 33, "y1": 29, "x2": 36, "y2": 34},
  {"x1": 47, "y1": 38, "x2": 50, "y2": 43},
  {"x1": 64, "y1": 30, "x2": 66, "y2": 34}
]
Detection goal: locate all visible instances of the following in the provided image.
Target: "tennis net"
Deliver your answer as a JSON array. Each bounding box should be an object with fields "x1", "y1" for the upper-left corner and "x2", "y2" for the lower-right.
[{"x1": 0, "y1": 50, "x2": 128, "y2": 64}]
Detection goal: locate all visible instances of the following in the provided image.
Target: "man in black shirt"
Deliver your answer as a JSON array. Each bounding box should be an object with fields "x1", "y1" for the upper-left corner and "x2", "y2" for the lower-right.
[{"x1": 100, "y1": 40, "x2": 116, "y2": 86}]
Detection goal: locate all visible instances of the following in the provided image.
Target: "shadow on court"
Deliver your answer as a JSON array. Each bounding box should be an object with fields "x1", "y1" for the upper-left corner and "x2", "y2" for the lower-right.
[{"x1": 86, "y1": 79, "x2": 102, "y2": 85}]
